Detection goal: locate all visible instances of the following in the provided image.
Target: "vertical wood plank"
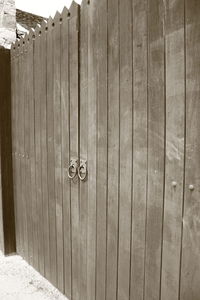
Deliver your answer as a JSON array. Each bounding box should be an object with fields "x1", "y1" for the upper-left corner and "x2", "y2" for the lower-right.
[
  {"x1": 79, "y1": 1, "x2": 88, "y2": 299},
  {"x1": 15, "y1": 42, "x2": 20, "y2": 255},
  {"x1": 40, "y1": 20, "x2": 51, "y2": 281},
  {"x1": 26, "y1": 32, "x2": 34, "y2": 266},
  {"x1": 106, "y1": 0, "x2": 120, "y2": 299},
  {"x1": 47, "y1": 17, "x2": 57, "y2": 287},
  {"x1": 87, "y1": 0, "x2": 98, "y2": 298},
  {"x1": 60, "y1": 7, "x2": 72, "y2": 299},
  {"x1": 29, "y1": 30, "x2": 38, "y2": 270},
  {"x1": 161, "y1": 1, "x2": 185, "y2": 299},
  {"x1": 130, "y1": 0, "x2": 148, "y2": 299},
  {"x1": 16, "y1": 41, "x2": 22, "y2": 256},
  {"x1": 180, "y1": 1, "x2": 200, "y2": 299},
  {"x1": 24, "y1": 35, "x2": 31, "y2": 263},
  {"x1": 11, "y1": 44, "x2": 18, "y2": 255},
  {"x1": 117, "y1": 0, "x2": 133, "y2": 299},
  {"x1": 95, "y1": 1, "x2": 108, "y2": 300},
  {"x1": 19, "y1": 38, "x2": 26, "y2": 259},
  {"x1": 69, "y1": 3, "x2": 80, "y2": 299},
  {"x1": 53, "y1": 11, "x2": 64, "y2": 293},
  {"x1": 34, "y1": 25, "x2": 45, "y2": 276},
  {"x1": 145, "y1": 0, "x2": 165, "y2": 299},
  {"x1": 33, "y1": 28, "x2": 41, "y2": 271}
]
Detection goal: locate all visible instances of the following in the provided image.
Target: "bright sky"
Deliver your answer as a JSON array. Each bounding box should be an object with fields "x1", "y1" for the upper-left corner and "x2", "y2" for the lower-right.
[{"x1": 16, "y1": 0, "x2": 82, "y2": 18}]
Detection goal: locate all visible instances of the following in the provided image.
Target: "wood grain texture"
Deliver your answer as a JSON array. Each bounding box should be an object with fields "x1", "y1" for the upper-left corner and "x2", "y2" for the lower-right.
[
  {"x1": 23, "y1": 35, "x2": 30, "y2": 263},
  {"x1": 40, "y1": 20, "x2": 51, "y2": 281},
  {"x1": 60, "y1": 7, "x2": 72, "y2": 299},
  {"x1": 34, "y1": 25, "x2": 45, "y2": 276},
  {"x1": 19, "y1": 38, "x2": 26, "y2": 259},
  {"x1": 130, "y1": 0, "x2": 148, "y2": 299},
  {"x1": 79, "y1": 1, "x2": 89, "y2": 299},
  {"x1": 26, "y1": 33, "x2": 34, "y2": 266},
  {"x1": 180, "y1": 1, "x2": 200, "y2": 299},
  {"x1": 28, "y1": 30, "x2": 38, "y2": 270},
  {"x1": 47, "y1": 17, "x2": 57, "y2": 287},
  {"x1": 118, "y1": 0, "x2": 133, "y2": 299},
  {"x1": 15, "y1": 42, "x2": 21, "y2": 256},
  {"x1": 95, "y1": 1, "x2": 108, "y2": 300},
  {"x1": 69, "y1": 3, "x2": 80, "y2": 300},
  {"x1": 11, "y1": 45, "x2": 18, "y2": 255},
  {"x1": 11, "y1": 1, "x2": 200, "y2": 299},
  {"x1": 106, "y1": 0, "x2": 119, "y2": 299},
  {"x1": 87, "y1": 0, "x2": 98, "y2": 299},
  {"x1": 52, "y1": 12, "x2": 64, "y2": 293},
  {"x1": 161, "y1": 1, "x2": 185, "y2": 300},
  {"x1": 145, "y1": 0, "x2": 165, "y2": 299}
]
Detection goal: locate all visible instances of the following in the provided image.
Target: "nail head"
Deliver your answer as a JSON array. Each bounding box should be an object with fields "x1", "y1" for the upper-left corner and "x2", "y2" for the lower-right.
[
  {"x1": 189, "y1": 184, "x2": 194, "y2": 191},
  {"x1": 172, "y1": 181, "x2": 177, "y2": 187}
]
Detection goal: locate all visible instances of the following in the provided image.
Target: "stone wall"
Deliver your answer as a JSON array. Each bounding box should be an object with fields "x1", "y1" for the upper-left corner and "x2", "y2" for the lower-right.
[{"x1": 0, "y1": 0, "x2": 16, "y2": 48}]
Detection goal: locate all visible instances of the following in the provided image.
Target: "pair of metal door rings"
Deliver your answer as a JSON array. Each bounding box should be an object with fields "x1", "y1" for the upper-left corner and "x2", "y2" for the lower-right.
[{"x1": 68, "y1": 159, "x2": 87, "y2": 181}]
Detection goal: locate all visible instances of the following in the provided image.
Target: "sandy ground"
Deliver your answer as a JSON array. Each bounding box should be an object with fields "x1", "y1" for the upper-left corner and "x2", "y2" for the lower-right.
[{"x1": 0, "y1": 252, "x2": 68, "y2": 300}]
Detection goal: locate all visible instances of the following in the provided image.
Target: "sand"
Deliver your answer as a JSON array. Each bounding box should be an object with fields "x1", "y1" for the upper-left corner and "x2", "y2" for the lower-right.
[{"x1": 0, "y1": 252, "x2": 68, "y2": 300}]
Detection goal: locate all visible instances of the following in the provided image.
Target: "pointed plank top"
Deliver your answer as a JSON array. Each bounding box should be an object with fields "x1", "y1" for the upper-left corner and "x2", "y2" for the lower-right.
[
  {"x1": 47, "y1": 16, "x2": 54, "y2": 31},
  {"x1": 69, "y1": 1, "x2": 79, "y2": 17},
  {"x1": 19, "y1": 36, "x2": 25, "y2": 54},
  {"x1": 24, "y1": 33, "x2": 29, "y2": 51},
  {"x1": 35, "y1": 24, "x2": 42, "y2": 37},
  {"x1": 81, "y1": 0, "x2": 90, "y2": 8},
  {"x1": 61, "y1": 6, "x2": 70, "y2": 18},
  {"x1": 41, "y1": 19, "x2": 47, "y2": 33},
  {"x1": 53, "y1": 10, "x2": 61, "y2": 21},
  {"x1": 28, "y1": 28, "x2": 35, "y2": 40},
  {"x1": 24, "y1": 33, "x2": 29, "y2": 43}
]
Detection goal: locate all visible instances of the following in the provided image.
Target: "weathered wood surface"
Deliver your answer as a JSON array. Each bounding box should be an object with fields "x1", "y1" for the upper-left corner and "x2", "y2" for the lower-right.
[
  {"x1": 180, "y1": 1, "x2": 200, "y2": 299},
  {"x1": 11, "y1": 1, "x2": 200, "y2": 300},
  {"x1": 79, "y1": 1, "x2": 88, "y2": 299},
  {"x1": 60, "y1": 7, "x2": 71, "y2": 299},
  {"x1": 106, "y1": 0, "x2": 120, "y2": 299},
  {"x1": 161, "y1": 1, "x2": 185, "y2": 300},
  {"x1": 131, "y1": 0, "x2": 148, "y2": 299}
]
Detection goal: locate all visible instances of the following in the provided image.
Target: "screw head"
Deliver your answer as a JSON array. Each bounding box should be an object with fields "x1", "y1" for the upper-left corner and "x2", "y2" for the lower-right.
[
  {"x1": 189, "y1": 184, "x2": 194, "y2": 191},
  {"x1": 172, "y1": 181, "x2": 177, "y2": 187}
]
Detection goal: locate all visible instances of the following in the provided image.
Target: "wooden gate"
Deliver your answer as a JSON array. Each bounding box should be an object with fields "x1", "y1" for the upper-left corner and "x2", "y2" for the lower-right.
[
  {"x1": 11, "y1": 4, "x2": 79, "y2": 299},
  {"x1": 11, "y1": 0, "x2": 200, "y2": 300}
]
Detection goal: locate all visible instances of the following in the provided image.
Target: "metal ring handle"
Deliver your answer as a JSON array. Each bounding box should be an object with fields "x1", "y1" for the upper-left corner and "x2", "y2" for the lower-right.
[
  {"x1": 68, "y1": 160, "x2": 78, "y2": 179},
  {"x1": 78, "y1": 161, "x2": 87, "y2": 181}
]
